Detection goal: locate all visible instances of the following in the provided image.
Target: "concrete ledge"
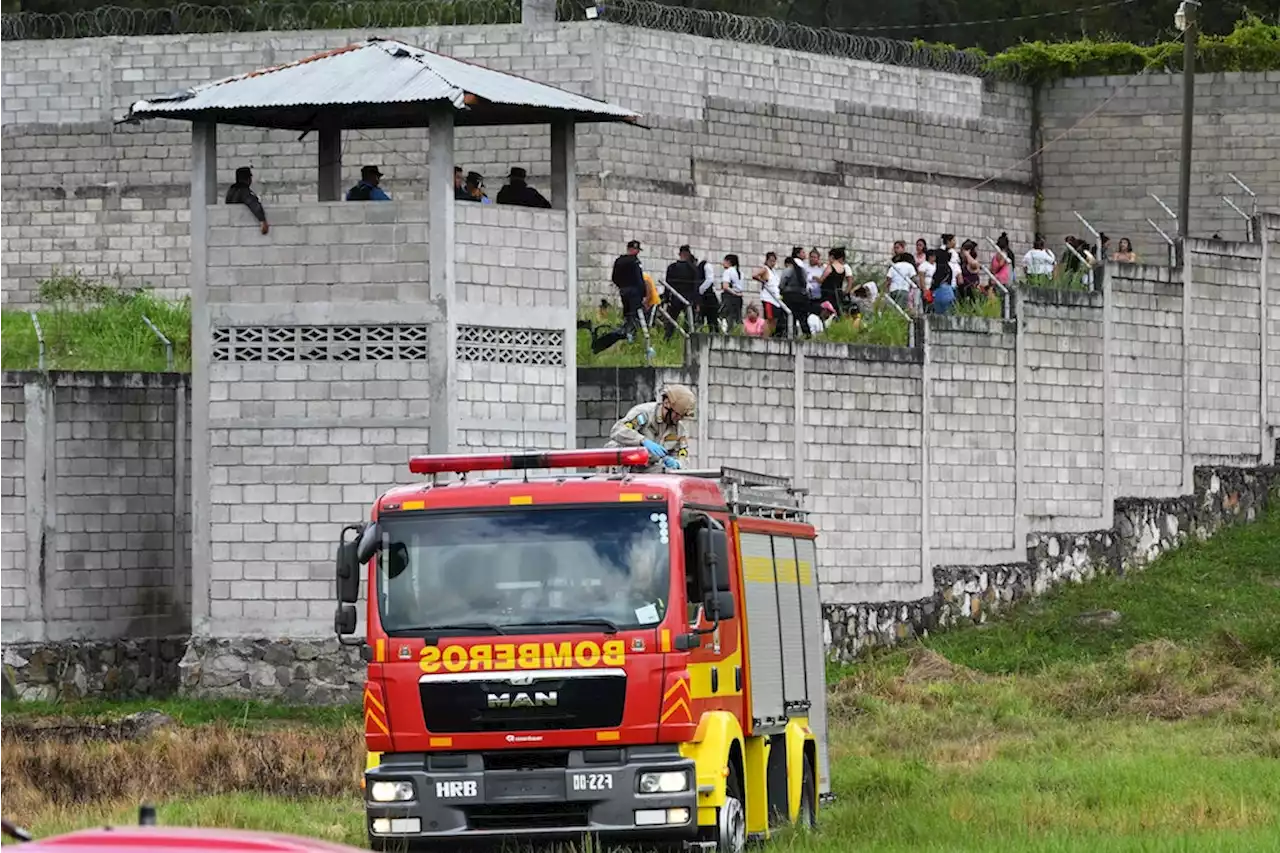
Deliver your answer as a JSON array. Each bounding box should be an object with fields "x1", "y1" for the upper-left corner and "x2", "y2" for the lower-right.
[
  {"x1": 1, "y1": 371, "x2": 190, "y2": 389},
  {"x1": 1020, "y1": 288, "x2": 1105, "y2": 309}
]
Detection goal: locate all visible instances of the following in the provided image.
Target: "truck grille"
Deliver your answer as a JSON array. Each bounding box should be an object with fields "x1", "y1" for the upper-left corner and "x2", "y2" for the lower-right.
[
  {"x1": 466, "y1": 803, "x2": 590, "y2": 831},
  {"x1": 420, "y1": 673, "x2": 625, "y2": 733}
]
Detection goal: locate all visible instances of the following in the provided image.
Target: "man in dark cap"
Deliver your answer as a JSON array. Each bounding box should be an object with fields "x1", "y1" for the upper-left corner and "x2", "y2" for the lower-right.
[
  {"x1": 496, "y1": 167, "x2": 551, "y2": 209},
  {"x1": 225, "y1": 166, "x2": 269, "y2": 234},
  {"x1": 346, "y1": 165, "x2": 391, "y2": 201},
  {"x1": 591, "y1": 239, "x2": 648, "y2": 355},
  {"x1": 462, "y1": 171, "x2": 491, "y2": 204}
]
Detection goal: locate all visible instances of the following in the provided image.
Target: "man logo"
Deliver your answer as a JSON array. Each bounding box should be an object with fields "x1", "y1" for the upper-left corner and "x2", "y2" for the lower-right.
[{"x1": 486, "y1": 691, "x2": 558, "y2": 709}]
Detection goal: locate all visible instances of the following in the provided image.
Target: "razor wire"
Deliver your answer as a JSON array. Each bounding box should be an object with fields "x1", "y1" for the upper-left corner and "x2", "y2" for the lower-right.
[
  {"x1": 557, "y1": 0, "x2": 1007, "y2": 80},
  {"x1": 2, "y1": 0, "x2": 1012, "y2": 79},
  {"x1": 0, "y1": 1, "x2": 522, "y2": 40}
]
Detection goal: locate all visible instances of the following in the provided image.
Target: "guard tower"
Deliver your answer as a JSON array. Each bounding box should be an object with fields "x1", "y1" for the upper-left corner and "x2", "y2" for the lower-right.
[{"x1": 119, "y1": 40, "x2": 641, "y2": 643}]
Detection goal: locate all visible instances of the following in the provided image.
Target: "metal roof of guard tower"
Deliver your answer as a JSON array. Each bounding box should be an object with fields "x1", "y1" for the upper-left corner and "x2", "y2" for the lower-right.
[{"x1": 120, "y1": 37, "x2": 642, "y2": 130}]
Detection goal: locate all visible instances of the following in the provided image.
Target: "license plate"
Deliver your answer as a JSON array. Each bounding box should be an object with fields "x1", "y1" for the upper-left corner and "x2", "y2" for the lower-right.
[{"x1": 570, "y1": 772, "x2": 615, "y2": 793}]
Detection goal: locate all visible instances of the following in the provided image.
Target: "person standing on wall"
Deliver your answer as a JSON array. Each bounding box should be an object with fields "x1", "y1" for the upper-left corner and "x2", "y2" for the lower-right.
[
  {"x1": 225, "y1": 166, "x2": 269, "y2": 234},
  {"x1": 346, "y1": 165, "x2": 391, "y2": 201},
  {"x1": 591, "y1": 239, "x2": 647, "y2": 355},
  {"x1": 665, "y1": 245, "x2": 702, "y2": 338}
]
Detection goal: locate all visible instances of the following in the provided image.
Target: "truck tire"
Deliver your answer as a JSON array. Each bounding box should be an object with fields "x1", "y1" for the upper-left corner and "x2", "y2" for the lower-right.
[
  {"x1": 798, "y1": 755, "x2": 817, "y2": 830},
  {"x1": 716, "y1": 766, "x2": 747, "y2": 853}
]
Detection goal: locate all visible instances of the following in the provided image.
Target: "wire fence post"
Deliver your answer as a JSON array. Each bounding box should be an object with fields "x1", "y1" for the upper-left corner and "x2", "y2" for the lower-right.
[
  {"x1": 141, "y1": 314, "x2": 174, "y2": 371},
  {"x1": 29, "y1": 311, "x2": 45, "y2": 371}
]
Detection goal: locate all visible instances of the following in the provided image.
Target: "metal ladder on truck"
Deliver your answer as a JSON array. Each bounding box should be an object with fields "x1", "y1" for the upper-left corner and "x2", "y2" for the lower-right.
[{"x1": 675, "y1": 465, "x2": 809, "y2": 521}]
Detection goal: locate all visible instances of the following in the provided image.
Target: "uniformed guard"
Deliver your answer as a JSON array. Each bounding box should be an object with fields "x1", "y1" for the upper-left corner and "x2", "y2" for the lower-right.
[
  {"x1": 605, "y1": 384, "x2": 697, "y2": 472},
  {"x1": 225, "y1": 166, "x2": 270, "y2": 234}
]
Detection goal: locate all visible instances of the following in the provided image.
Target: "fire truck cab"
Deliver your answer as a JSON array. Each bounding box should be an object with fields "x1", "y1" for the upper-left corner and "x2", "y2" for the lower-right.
[{"x1": 334, "y1": 448, "x2": 831, "y2": 851}]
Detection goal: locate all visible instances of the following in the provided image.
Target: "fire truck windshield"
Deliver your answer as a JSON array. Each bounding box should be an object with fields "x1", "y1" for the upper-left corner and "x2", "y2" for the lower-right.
[{"x1": 375, "y1": 504, "x2": 673, "y2": 637}]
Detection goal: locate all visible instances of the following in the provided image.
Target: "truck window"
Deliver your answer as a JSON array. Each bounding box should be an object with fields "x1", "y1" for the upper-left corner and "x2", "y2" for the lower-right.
[{"x1": 373, "y1": 505, "x2": 673, "y2": 635}]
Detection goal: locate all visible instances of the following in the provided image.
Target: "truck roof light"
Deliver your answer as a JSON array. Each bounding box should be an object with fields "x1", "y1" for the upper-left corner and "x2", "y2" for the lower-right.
[{"x1": 407, "y1": 447, "x2": 650, "y2": 475}]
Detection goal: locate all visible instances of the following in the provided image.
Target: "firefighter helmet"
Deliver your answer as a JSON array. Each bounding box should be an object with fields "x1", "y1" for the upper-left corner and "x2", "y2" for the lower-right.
[{"x1": 662, "y1": 384, "x2": 697, "y2": 419}]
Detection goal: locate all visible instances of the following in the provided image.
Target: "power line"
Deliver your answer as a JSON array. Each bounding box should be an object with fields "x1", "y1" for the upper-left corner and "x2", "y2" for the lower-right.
[
  {"x1": 839, "y1": 0, "x2": 1140, "y2": 33},
  {"x1": 967, "y1": 66, "x2": 1153, "y2": 193}
]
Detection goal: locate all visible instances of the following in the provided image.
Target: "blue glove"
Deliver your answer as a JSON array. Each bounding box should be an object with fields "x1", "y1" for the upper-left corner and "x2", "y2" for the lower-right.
[
  {"x1": 642, "y1": 439, "x2": 667, "y2": 460},
  {"x1": 662, "y1": 456, "x2": 682, "y2": 470}
]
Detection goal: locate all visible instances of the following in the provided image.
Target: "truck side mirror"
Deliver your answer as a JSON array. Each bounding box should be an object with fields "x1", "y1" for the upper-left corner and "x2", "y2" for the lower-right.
[
  {"x1": 356, "y1": 522, "x2": 381, "y2": 565},
  {"x1": 334, "y1": 603, "x2": 357, "y2": 636},
  {"x1": 336, "y1": 539, "x2": 361, "y2": 604},
  {"x1": 695, "y1": 527, "x2": 731, "y2": 593},
  {"x1": 703, "y1": 589, "x2": 735, "y2": 621}
]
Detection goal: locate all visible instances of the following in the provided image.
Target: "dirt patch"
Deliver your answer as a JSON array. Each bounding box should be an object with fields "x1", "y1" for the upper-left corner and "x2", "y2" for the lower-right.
[{"x1": 901, "y1": 648, "x2": 978, "y2": 685}]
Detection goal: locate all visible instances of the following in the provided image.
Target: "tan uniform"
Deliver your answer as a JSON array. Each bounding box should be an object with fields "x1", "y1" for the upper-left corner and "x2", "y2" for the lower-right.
[{"x1": 605, "y1": 401, "x2": 690, "y2": 473}]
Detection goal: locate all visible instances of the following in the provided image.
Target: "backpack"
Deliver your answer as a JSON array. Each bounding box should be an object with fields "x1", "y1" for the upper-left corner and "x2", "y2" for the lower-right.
[
  {"x1": 780, "y1": 265, "x2": 807, "y2": 298},
  {"x1": 348, "y1": 182, "x2": 374, "y2": 201}
]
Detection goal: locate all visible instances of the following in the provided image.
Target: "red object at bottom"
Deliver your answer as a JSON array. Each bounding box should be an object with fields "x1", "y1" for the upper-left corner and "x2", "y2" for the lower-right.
[{"x1": 18, "y1": 826, "x2": 370, "y2": 853}]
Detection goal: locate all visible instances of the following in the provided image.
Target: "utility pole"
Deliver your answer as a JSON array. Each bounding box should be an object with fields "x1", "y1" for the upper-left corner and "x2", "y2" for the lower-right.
[{"x1": 1175, "y1": 0, "x2": 1200, "y2": 247}]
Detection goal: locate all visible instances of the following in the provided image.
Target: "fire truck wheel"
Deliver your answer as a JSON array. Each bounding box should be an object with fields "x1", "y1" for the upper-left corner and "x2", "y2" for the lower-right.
[
  {"x1": 716, "y1": 767, "x2": 747, "y2": 853},
  {"x1": 799, "y1": 755, "x2": 818, "y2": 829}
]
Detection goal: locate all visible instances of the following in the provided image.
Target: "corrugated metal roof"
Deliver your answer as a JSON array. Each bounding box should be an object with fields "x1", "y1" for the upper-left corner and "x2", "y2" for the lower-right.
[{"x1": 124, "y1": 38, "x2": 639, "y2": 127}]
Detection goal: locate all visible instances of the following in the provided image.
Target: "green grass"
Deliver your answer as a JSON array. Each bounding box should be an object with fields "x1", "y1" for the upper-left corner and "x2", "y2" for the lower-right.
[
  {"x1": 577, "y1": 294, "x2": 1003, "y2": 367},
  {"x1": 5, "y1": 507, "x2": 1278, "y2": 852},
  {"x1": 0, "y1": 274, "x2": 191, "y2": 372},
  {"x1": 1, "y1": 696, "x2": 358, "y2": 729}
]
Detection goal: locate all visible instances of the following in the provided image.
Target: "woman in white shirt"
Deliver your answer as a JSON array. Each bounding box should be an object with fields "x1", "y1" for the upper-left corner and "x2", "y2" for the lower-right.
[
  {"x1": 1023, "y1": 237, "x2": 1056, "y2": 286},
  {"x1": 752, "y1": 251, "x2": 784, "y2": 337},
  {"x1": 720, "y1": 254, "x2": 745, "y2": 330},
  {"x1": 886, "y1": 252, "x2": 917, "y2": 310}
]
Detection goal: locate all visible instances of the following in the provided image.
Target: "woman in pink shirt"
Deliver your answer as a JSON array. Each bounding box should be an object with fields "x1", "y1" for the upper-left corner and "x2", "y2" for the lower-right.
[
  {"x1": 991, "y1": 231, "x2": 1014, "y2": 287},
  {"x1": 742, "y1": 303, "x2": 767, "y2": 337}
]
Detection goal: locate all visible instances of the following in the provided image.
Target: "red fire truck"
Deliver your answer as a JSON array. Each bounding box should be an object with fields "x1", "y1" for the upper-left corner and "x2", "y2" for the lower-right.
[{"x1": 334, "y1": 448, "x2": 832, "y2": 851}]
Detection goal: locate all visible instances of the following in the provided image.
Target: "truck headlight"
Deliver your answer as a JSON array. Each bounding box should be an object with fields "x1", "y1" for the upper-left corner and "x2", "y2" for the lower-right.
[
  {"x1": 369, "y1": 780, "x2": 415, "y2": 802},
  {"x1": 639, "y1": 771, "x2": 689, "y2": 794}
]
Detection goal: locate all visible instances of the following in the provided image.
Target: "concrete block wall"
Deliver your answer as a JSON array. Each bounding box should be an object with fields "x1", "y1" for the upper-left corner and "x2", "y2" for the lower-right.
[
  {"x1": 51, "y1": 376, "x2": 187, "y2": 639},
  {"x1": 926, "y1": 316, "x2": 1018, "y2": 566},
  {"x1": 1, "y1": 372, "x2": 189, "y2": 644},
  {"x1": 1038, "y1": 72, "x2": 1280, "y2": 263},
  {"x1": 1, "y1": 384, "x2": 27, "y2": 629},
  {"x1": 803, "y1": 345, "x2": 924, "y2": 599},
  {"x1": 1109, "y1": 264, "x2": 1184, "y2": 497},
  {"x1": 204, "y1": 361, "x2": 431, "y2": 635},
  {"x1": 2, "y1": 21, "x2": 1034, "y2": 309},
  {"x1": 575, "y1": 223, "x2": 1279, "y2": 607},
  {"x1": 1186, "y1": 238, "x2": 1264, "y2": 464},
  {"x1": 582, "y1": 25, "x2": 1035, "y2": 301},
  {"x1": 1020, "y1": 290, "x2": 1106, "y2": 529},
  {"x1": 1266, "y1": 214, "x2": 1280, "y2": 438},
  {"x1": 206, "y1": 203, "x2": 431, "y2": 305},
  {"x1": 0, "y1": 192, "x2": 191, "y2": 304}
]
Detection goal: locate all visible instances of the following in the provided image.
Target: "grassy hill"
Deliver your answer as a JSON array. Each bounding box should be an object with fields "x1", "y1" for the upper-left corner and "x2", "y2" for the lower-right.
[{"x1": 3, "y1": 506, "x2": 1278, "y2": 851}]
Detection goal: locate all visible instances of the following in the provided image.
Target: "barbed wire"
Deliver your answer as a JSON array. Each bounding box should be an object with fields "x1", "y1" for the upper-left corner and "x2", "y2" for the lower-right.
[
  {"x1": 556, "y1": 0, "x2": 1007, "y2": 79},
  {"x1": 838, "y1": 0, "x2": 1139, "y2": 33},
  {"x1": 0, "y1": 0, "x2": 1012, "y2": 80},
  {"x1": 0, "y1": 1, "x2": 521, "y2": 40}
]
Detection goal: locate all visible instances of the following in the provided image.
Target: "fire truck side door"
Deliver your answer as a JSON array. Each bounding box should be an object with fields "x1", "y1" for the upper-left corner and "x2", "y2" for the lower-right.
[{"x1": 683, "y1": 513, "x2": 744, "y2": 718}]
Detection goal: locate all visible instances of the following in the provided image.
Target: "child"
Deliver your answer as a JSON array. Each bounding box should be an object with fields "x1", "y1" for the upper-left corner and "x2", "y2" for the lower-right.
[{"x1": 742, "y1": 303, "x2": 766, "y2": 337}]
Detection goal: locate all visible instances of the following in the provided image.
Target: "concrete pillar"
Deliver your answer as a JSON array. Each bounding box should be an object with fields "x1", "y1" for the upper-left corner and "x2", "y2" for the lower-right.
[
  {"x1": 22, "y1": 378, "x2": 53, "y2": 641},
  {"x1": 918, "y1": 321, "x2": 931, "y2": 588},
  {"x1": 427, "y1": 107, "x2": 458, "y2": 455},
  {"x1": 551, "y1": 120, "x2": 577, "y2": 450},
  {"x1": 189, "y1": 122, "x2": 216, "y2": 634},
  {"x1": 173, "y1": 379, "x2": 187, "y2": 625},
  {"x1": 1260, "y1": 216, "x2": 1274, "y2": 465},
  {"x1": 522, "y1": 0, "x2": 556, "y2": 25},
  {"x1": 318, "y1": 125, "x2": 342, "y2": 202}
]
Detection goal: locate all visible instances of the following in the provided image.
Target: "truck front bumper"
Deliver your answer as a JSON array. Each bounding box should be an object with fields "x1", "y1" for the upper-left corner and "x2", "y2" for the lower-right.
[{"x1": 366, "y1": 744, "x2": 699, "y2": 848}]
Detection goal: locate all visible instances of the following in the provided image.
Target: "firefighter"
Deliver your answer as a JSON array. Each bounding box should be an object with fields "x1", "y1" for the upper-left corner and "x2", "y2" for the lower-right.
[{"x1": 605, "y1": 384, "x2": 696, "y2": 472}]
